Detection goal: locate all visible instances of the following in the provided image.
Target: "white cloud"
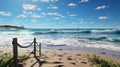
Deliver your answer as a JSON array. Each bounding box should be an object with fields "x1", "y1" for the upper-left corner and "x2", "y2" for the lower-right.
[
  {"x1": 80, "y1": 21, "x2": 87, "y2": 24},
  {"x1": 68, "y1": 14, "x2": 77, "y2": 17},
  {"x1": 68, "y1": 3, "x2": 77, "y2": 7},
  {"x1": 41, "y1": 0, "x2": 49, "y2": 2},
  {"x1": 32, "y1": 14, "x2": 43, "y2": 18},
  {"x1": 23, "y1": 4, "x2": 41, "y2": 10},
  {"x1": 0, "y1": 11, "x2": 11, "y2": 16},
  {"x1": 33, "y1": 0, "x2": 38, "y2": 2},
  {"x1": 48, "y1": 12, "x2": 57, "y2": 16},
  {"x1": 32, "y1": 20, "x2": 37, "y2": 23},
  {"x1": 78, "y1": 18, "x2": 84, "y2": 21},
  {"x1": 48, "y1": 12, "x2": 65, "y2": 18},
  {"x1": 80, "y1": 0, "x2": 89, "y2": 3},
  {"x1": 53, "y1": 17, "x2": 60, "y2": 20},
  {"x1": 23, "y1": 10, "x2": 33, "y2": 15},
  {"x1": 99, "y1": 16, "x2": 108, "y2": 20},
  {"x1": 95, "y1": 5, "x2": 107, "y2": 10},
  {"x1": 50, "y1": 0, "x2": 58, "y2": 2},
  {"x1": 48, "y1": 5, "x2": 58, "y2": 10},
  {"x1": 17, "y1": 15, "x2": 26, "y2": 18},
  {"x1": 89, "y1": 22, "x2": 94, "y2": 24},
  {"x1": 40, "y1": 0, "x2": 58, "y2": 3},
  {"x1": 31, "y1": 12, "x2": 46, "y2": 18},
  {"x1": 41, "y1": 12, "x2": 47, "y2": 16}
]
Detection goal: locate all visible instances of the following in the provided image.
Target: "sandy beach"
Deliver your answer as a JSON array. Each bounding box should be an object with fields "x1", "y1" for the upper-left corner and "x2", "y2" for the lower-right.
[{"x1": 0, "y1": 47, "x2": 120, "y2": 67}]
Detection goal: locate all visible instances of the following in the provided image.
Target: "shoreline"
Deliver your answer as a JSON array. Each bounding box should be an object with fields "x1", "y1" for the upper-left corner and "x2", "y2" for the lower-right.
[
  {"x1": 41, "y1": 45, "x2": 120, "y2": 55},
  {"x1": 1, "y1": 44, "x2": 120, "y2": 56}
]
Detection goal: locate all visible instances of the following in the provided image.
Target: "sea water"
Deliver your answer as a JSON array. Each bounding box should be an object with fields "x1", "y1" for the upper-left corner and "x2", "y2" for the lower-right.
[{"x1": 0, "y1": 28, "x2": 120, "y2": 52}]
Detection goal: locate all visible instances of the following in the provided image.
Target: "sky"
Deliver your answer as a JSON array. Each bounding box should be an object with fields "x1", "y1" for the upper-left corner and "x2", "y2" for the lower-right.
[{"x1": 0, "y1": 0, "x2": 120, "y2": 28}]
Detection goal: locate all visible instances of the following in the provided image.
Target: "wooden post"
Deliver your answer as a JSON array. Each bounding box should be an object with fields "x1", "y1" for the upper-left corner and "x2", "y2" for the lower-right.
[
  {"x1": 34, "y1": 38, "x2": 36, "y2": 57},
  {"x1": 39, "y1": 43, "x2": 41, "y2": 57},
  {"x1": 12, "y1": 38, "x2": 18, "y2": 67}
]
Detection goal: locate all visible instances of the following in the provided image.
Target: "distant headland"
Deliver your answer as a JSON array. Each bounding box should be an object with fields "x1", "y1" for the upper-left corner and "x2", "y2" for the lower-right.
[{"x1": 0, "y1": 25, "x2": 25, "y2": 30}]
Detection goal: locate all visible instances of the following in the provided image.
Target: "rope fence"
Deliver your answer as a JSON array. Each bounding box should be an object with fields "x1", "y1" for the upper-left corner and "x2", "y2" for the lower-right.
[{"x1": 12, "y1": 38, "x2": 41, "y2": 67}]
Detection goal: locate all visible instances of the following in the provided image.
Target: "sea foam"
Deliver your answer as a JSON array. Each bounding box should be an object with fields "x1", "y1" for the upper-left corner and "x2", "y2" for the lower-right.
[{"x1": 0, "y1": 29, "x2": 120, "y2": 51}]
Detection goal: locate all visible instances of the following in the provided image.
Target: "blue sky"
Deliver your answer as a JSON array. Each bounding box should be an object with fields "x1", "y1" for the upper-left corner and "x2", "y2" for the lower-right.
[{"x1": 0, "y1": 0, "x2": 120, "y2": 28}]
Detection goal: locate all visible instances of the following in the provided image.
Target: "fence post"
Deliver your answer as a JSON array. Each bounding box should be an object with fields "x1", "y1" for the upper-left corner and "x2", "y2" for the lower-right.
[
  {"x1": 39, "y1": 43, "x2": 41, "y2": 57},
  {"x1": 34, "y1": 38, "x2": 36, "y2": 57},
  {"x1": 12, "y1": 38, "x2": 18, "y2": 67}
]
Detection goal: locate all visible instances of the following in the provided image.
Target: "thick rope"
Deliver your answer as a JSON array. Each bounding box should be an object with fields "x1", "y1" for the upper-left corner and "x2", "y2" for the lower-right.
[
  {"x1": 17, "y1": 42, "x2": 34, "y2": 48},
  {"x1": 36, "y1": 42, "x2": 39, "y2": 46}
]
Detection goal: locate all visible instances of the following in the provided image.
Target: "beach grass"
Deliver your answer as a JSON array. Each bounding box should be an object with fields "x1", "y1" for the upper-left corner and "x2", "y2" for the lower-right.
[
  {"x1": 0, "y1": 53, "x2": 13, "y2": 67},
  {"x1": 86, "y1": 54, "x2": 120, "y2": 67},
  {"x1": 0, "y1": 53, "x2": 27, "y2": 67}
]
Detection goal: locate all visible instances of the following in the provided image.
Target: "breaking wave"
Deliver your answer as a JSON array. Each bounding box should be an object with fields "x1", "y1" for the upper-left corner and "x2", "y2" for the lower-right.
[{"x1": 33, "y1": 29, "x2": 120, "y2": 34}]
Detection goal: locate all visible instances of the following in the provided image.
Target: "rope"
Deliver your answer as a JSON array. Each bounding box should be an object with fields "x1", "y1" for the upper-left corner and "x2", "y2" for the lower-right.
[
  {"x1": 36, "y1": 42, "x2": 39, "y2": 46},
  {"x1": 17, "y1": 42, "x2": 34, "y2": 48}
]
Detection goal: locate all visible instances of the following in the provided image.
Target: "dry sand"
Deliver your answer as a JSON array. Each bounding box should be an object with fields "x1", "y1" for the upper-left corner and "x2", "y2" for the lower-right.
[{"x1": 0, "y1": 47, "x2": 120, "y2": 67}]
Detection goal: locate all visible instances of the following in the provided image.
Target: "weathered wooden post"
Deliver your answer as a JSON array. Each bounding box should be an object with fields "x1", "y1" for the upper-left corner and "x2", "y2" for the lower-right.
[
  {"x1": 12, "y1": 38, "x2": 18, "y2": 67},
  {"x1": 34, "y1": 38, "x2": 36, "y2": 57},
  {"x1": 39, "y1": 43, "x2": 41, "y2": 57}
]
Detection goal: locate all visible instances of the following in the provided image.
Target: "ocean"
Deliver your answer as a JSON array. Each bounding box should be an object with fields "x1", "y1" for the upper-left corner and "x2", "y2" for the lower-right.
[{"x1": 0, "y1": 28, "x2": 120, "y2": 52}]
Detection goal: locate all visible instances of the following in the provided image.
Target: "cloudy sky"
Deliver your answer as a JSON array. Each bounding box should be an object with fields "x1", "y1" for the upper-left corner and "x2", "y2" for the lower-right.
[{"x1": 0, "y1": 0, "x2": 120, "y2": 28}]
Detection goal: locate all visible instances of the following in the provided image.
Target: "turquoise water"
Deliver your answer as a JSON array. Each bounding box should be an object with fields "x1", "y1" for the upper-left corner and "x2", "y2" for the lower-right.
[
  {"x1": 30, "y1": 28, "x2": 120, "y2": 41},
  {"x1": 0, "y1": 28, "x2": 120, "y2": 51}
]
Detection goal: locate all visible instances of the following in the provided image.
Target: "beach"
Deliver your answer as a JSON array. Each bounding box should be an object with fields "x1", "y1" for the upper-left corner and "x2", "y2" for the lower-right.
[{"x1": 0, "y1": 47, "x2": 120, "y2": 67}]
